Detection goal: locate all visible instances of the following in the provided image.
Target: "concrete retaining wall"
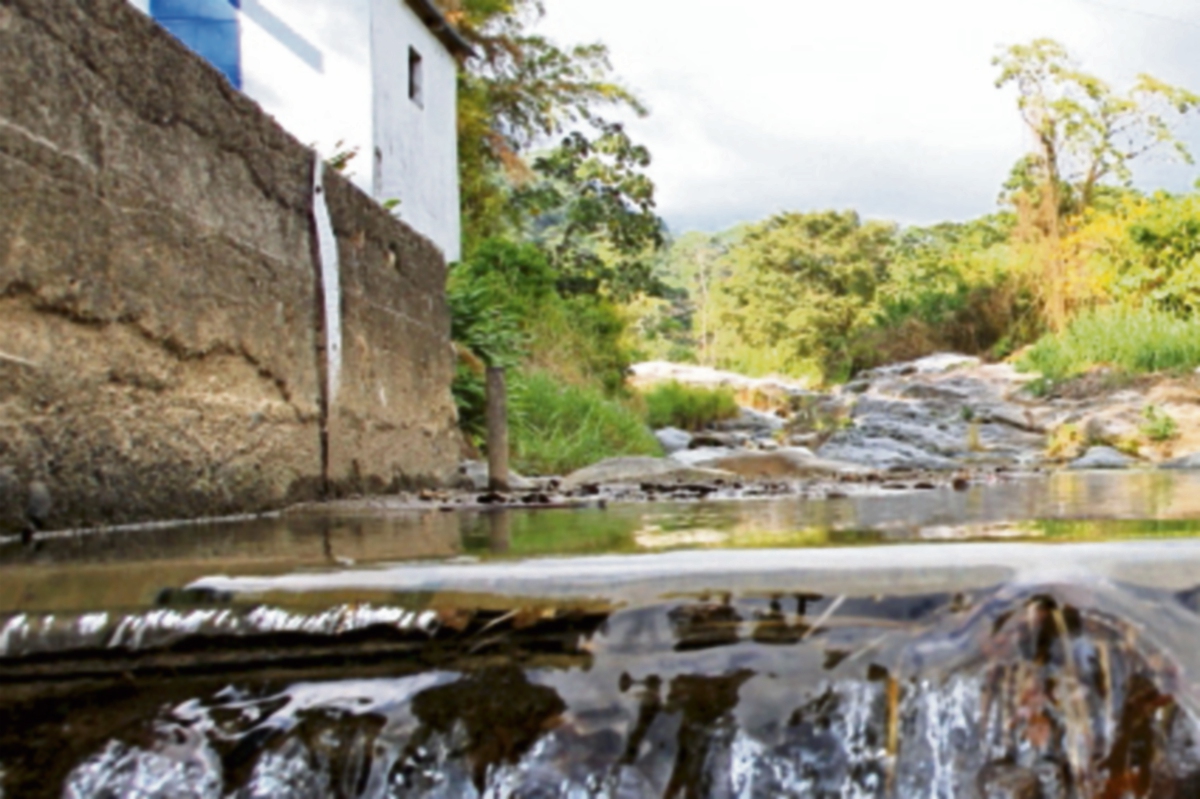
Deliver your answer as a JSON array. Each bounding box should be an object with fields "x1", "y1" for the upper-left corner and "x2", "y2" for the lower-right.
[{"x1": 0, "y1": 0, "x2": 461, "y2": 533}]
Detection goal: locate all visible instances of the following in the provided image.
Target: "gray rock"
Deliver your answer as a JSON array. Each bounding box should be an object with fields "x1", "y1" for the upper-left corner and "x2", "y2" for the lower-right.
[
  {"x1": 560, "y1": 457, "x2": 734, "y2": 491},
  {"x1": 455, "y1": 461, "x2": 535, "y2": 491},
  {"x1": 852, "y1": 415, "x2": 969, "y2": 457},
  {"x1": 700, "y1": 448, "x2": 869, "y2": 480},
  {"x1": 654, "y1": 427, "x2": 693, "y2": 455},
  {"x1": 1068, "y1": 446, "x2": 1137, "y2": 471},
  {"x1": 818, "y1": 436, "x2": 959, "y2": 472},
  {"x1": 976, "y1": 402, "x2": 1044, "y2": 433},
  {"x1": 1161, "y1": 452, "x2": 1200, "y2": 470},
  {"x1": 713, "y1": 407, "x2": 785, "y2": 435},
  {"x1": 852, "y1": 396, "x2": 944, "y2": 424},
  {"x1": 690, "y1": 431, "x2": 747, "y2": 449},
  {"x1": 670, "y1": 447, "x2": 740, "y2": 467}
]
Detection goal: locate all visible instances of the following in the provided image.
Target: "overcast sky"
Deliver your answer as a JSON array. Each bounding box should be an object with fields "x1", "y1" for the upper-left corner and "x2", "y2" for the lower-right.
[{"x1": 538, "y1": 0, "x2": 1200, "y2": 234}]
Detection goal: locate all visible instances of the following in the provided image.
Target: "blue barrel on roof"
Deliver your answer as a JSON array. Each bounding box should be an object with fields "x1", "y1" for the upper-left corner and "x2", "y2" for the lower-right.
[{"x1": 150, "y1": 0, "x2": 242, "y2": 88}]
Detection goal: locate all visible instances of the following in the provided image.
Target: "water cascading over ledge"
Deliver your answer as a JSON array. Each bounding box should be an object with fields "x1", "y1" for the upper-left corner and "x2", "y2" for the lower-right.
[{"x1": 5, "y1": 577, "x2": 1200, "y2": 798}]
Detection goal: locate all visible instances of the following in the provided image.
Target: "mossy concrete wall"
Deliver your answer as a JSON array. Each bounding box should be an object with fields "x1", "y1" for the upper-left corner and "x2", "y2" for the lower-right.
[{"x1": 0, "y1": 0, "x2": 461, "y2": 533}]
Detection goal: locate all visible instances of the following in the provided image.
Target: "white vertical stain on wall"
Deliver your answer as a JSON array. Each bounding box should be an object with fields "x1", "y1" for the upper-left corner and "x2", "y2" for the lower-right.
[{"x1": 312, "y1": 155, "x2": 343, "y2": 403}]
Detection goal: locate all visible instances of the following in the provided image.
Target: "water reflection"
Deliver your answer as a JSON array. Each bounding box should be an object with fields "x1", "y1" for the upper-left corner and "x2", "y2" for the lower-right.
[
  {"x1": 10, "y1": 472, "x2": 1200, "y2": 616},
  {"x1": 403, "y1": 667, "x2": 566, "y2": 791},
  {"x1": 8, "y1": 474, "x2": 1200, "y2": 794}
]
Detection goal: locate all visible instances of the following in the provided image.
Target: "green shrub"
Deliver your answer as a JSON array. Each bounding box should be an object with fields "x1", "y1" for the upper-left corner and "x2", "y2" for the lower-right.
[
  {"x1": 642, "y1": 381, "x2": 740, "y2": 431},
  {"x1": 1020, "y1": 305, "x2": 1200, "y2": 383},
  {"x1": 1141, "y1": 405, "x2": 1180, "y2": 443},
  {"x1": 510, "y1": 371, "x2": 661, "y2": 476}
]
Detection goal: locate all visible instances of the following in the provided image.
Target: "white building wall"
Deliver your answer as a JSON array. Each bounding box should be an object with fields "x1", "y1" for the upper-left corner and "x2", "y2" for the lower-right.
[
  {"x1": 239, "y1": 0, "x2": 375, "y2": 195},
  {"x1": 369, "y1": 0, "x2": 462, "y2": 262},
  {"x1": 128, "y1": 0, "x2": 462, "y2": 261}
]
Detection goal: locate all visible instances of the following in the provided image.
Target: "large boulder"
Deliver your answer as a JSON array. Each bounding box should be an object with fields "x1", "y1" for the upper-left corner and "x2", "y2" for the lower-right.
[
  {"x1": 560, "y1": 457, "x2": 734, "y2": 492},
  {"x1": 1068, "y1": 446, "x2": 1137, "y2": 471}
]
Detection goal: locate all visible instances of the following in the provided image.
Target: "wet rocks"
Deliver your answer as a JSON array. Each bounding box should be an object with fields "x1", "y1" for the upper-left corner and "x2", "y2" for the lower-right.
[
  {"x1": 818, "y1": 436, "x2": 960, "y2": 472},
  {"x1": 560, "y1": 457, "x2": 734, "y2": 493},
  {"x1": 1068, "y1": 446, "x2": 1137, "y2": 471},
  {"x1": 697, "y1": 448, "x2": 869, "y2": 480},
  {"x1": 670, "y1": 447, "x2": 740, "y2": 467},
  {"x1": 807, "y1": 358, "x2": 1050, "y2": 473},
  {"x1": 455, "y1": 461, "x2": 535, "y2": 492},
  {"x1": 1162, "y1": 452, "x2": 1200, "y2": 470},
  {"x1": 622, "y1": 352, "x2": 1200, "y2": 493},
  {"x1": 713, "y1": 408, "x2": 785, "y2": 435},
  {"x1": 654, "y1": 427, "x2": 693, "y2": 455}
]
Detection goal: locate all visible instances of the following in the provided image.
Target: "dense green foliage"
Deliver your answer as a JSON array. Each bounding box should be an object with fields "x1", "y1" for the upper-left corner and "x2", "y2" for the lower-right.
[
  {"x1": 642, "y1": 382, "x2": 740, "y2": 432},
  {"x1": 510, "y1": 371, "x2": 661, "y2": 475},
  {"x1": 448, "y1": 240, "x2": 638, "y2": 446},
  {"x1": 622, "y1": 40, "x2": 1200, "y2": 387},
  {"x1": 438, "y1": 1, "x2": 670, "y2": 466}
]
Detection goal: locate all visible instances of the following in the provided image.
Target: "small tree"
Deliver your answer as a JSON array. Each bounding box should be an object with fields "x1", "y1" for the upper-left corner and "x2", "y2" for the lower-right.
[
  {"x1": 994, "y1": 39, "x2": 1199, "y2": 330},
  {"x1": 995, "y1": 39, "x2": 1200, "y2": 225}
]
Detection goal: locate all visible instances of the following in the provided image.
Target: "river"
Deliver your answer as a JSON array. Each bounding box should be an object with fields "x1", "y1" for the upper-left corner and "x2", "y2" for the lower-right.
[{"x1": 5, "y1": 472, "x2": 1200, "y2": 797}]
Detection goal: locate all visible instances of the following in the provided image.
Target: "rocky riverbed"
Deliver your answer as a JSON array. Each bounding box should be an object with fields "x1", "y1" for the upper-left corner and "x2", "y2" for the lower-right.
[
  {"x1": 346, "y1": 353, "x2": 1200, "y2": 516},
  {"x1": 548, "y1": 354, "x2": 1200, "y2": 502}
]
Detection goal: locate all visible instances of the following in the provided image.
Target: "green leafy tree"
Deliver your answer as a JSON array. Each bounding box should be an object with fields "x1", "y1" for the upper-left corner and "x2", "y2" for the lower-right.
[
  {"x1": 439, "y1": 0, "x2": 647, "y2": 252},
  {"x1": 517, "y1": 121, "x2": 665, "y2": 298},
  {"x1": 718, "y1": 211, "x2": 896, "y2": 383},
  {"x1": 994, "y1": 38, "x2": 1200, "y2": 224}
]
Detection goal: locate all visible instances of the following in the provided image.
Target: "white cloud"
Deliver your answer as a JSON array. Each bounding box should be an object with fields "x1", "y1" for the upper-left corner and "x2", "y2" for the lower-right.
[{"x1": 539, "y1": 0, "x2": 1200, "y2": 231}]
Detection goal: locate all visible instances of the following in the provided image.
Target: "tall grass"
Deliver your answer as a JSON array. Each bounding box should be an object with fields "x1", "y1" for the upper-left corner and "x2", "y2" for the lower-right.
[
  {"x1": 510, "y1": 371, "x2": 661, "y2": 476},
  {"x1": 642, "y1": 381, "x2": 741, "y2": 431},
  {"x1": 1020, "y1": 305, "x2": 1200, "y2": 382}
]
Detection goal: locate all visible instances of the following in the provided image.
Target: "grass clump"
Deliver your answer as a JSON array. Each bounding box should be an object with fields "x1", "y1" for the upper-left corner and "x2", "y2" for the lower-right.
[
  {"x1": 1020, "y1": 306, "x2": 1200, "y2": 383},
  {"x1": 510, "y1": 371, "x2": 661, "y2": 476},
  {"x1": 1141, "y1": 405, "x2": 1180, "y2": 443},
  {"x1": 642, "y1": 381, "x2": 741, "y2": 431}
]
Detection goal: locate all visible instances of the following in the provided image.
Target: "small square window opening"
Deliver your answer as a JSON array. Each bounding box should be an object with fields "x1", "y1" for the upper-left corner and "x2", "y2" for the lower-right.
[{"x1": 409, "y1": 47, "x2": 424, "y2": 107}]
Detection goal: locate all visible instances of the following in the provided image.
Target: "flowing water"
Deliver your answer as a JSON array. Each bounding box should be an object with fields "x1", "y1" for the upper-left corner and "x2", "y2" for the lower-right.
[{"x1": 7, "y1": 472, "x2": 1200, "y2": 797}]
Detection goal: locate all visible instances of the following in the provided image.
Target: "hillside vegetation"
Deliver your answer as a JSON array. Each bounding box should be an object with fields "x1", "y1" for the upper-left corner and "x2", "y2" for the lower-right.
[{"x1": 442, "y1": 4, "x2": 1200, "y2": 470}]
